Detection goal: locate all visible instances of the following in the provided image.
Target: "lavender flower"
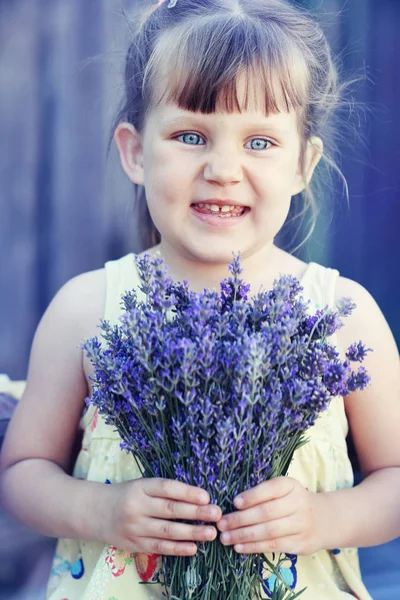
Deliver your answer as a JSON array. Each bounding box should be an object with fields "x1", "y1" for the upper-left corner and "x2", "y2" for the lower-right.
[
  {"x1": 346, "y1": 341, "x2": 372, "y2": 363},
  {"x1": 82, "y1": 252, "x2": 371, "y2": 600}
]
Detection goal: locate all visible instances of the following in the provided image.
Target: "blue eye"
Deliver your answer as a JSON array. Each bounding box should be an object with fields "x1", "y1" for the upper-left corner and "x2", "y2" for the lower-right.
[
  {"x1": 246, "y1": 138, "x2": 271, "y2": 151},
  {"x1": 178, "y1": 133, "x2": 205, "y2": 145}
]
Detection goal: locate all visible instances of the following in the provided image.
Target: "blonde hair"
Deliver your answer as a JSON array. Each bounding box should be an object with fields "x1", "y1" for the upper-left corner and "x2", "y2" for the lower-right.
[{"x1": 113, "y1": 0, "x2": 358, "y2": 252}]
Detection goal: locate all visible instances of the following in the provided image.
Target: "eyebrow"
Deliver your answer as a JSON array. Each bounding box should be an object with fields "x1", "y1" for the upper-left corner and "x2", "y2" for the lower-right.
[{"x1": 162, "y1": 115, "x2": 292, "y2": 134}]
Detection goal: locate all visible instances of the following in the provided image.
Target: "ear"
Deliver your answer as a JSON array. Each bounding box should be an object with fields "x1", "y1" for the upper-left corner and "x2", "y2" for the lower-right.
[
  {"x1": 114, "y1": 122, "x2": 144, "y2": 186},
  {"x1": 292, "y1": 136, "x2": 323, "y2": 196}
]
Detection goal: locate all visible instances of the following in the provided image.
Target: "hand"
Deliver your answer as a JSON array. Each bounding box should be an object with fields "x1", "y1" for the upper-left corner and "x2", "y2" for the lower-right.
[
  {"x1": 217, "y1": 477, "x2": 323, "y2": 556},
  {"x1": 102, "y1": 478, "x2": 222, "y2": 556}
]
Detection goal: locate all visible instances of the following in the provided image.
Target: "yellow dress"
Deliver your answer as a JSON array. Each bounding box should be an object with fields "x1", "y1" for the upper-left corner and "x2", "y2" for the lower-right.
[{"x1": 46, "y1": 253, "x2": 372, "y2": 600}]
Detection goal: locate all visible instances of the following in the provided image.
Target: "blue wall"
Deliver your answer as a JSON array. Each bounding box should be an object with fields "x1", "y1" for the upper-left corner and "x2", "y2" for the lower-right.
[
  {"x1": 0, "y1": 1, "x2": 399, "y2": 598},
  {"x1": 1, "y1": 0, "x2": 399, "y2": 380}
]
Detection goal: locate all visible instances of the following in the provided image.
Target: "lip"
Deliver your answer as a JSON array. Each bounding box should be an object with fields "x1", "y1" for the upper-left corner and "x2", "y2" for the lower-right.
[
  {"x1": 193, "y1": 199, "x2": 248, "y2": 208},
  {"x1": 190, "y1": 205, "x2": 250, "y2": 229}
]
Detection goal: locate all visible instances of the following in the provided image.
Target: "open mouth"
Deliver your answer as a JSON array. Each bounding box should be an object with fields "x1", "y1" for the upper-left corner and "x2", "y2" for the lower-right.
[{"x1": 190, "y1": 203, "x2": 250, "y2": 218}]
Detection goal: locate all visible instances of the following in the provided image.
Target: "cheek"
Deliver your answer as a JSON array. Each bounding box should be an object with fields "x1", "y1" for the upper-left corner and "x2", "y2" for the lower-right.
[
  {"x1": 145, "y1": 140, "x2": 185, "y2": 177},
  {"x1": 144, "y1": 167, "x2": 187, "y2": 221},
  {"x1": 253, "y1": 168, "x2": 294, "y2": 203},
  {"x1": 254, "y1": 151, "x2": 298, "y2": 184},
  {"x1": 253, "y1": 168, "x2": 293, "y2": 227},
  {"x1": 143, "y1": 149, "x2": 171, "y2": 195},
  {"x1": 266, "y1": 158, "x2": 301, "y2": 198},
  {"x1": 145, "y1": 147, "x2": 196, "y2": 206}
]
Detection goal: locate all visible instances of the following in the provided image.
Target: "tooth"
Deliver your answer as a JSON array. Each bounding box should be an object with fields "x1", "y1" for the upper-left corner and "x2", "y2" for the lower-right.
[
  {"x1": 221, "y1": 206, "x2": 231, "y2": 213},
  {"x1": 210, "y1": 205, "x2": 220, "y2": 212},
  {"x1": 198, "y1": 203, "x2": 205, "y2": 208}
]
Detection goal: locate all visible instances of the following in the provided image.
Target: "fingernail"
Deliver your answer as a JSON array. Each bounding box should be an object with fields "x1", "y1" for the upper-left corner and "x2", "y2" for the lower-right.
[
  {"x1": 221, "y1": 532, "x2": 231, "y2": 544},
  {"x1": 205, "y1": 527, "x2": 215, "y2": 539},
  {"x1": 209, "y1": 507, "x2": 219, "y2": 519},
  {"x1": 219, "y1": 518, "x2": 228, "y2": 530},
  {"x1": 235, "y1": 496, "x2": 244, "y2": 508},
  {"x1": 236, "y1": 544, "x2": 244, "y2": 552}
]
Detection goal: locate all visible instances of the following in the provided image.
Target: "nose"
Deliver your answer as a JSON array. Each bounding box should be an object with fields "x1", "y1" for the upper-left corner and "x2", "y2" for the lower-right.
[{"x1": 203, "y1": 149, "x2": 243, "y2": 186}]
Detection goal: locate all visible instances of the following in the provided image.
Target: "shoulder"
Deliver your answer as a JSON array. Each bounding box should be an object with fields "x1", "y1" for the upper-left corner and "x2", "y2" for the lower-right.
[
  {"x1": 0, "y1": 268, "x2": 107, "y2": 471},
  {"x1": 53, "y1": 268, "x2": 107, "y2": 387},
  {"x1": 59, "y1": 267, "x2": 106, "y2": 310},
  {"x1": 50, "y1": 268, "x2": 106, "y2": 340},
  {"x1": 26, "y1": 267, "x2": 107, "y2": 393},
  {"x1": 332, "y1": 275, "x2": 400, "y2": 475},
  {"x1": 26, "y1": 266, "x2": 107, "y2": 401},
  {"x1": 335, "y1": 275, "x2": 379, "y2": 322},
  {"x1": 333, "y1": 275, "x2": 393, "y2": 354},
  {"x1": 333, "y1": 274, "x2": 399, "y2": 371},
  {"x1": 335, "y1": 274, "x2": 375, "y2": 307}
]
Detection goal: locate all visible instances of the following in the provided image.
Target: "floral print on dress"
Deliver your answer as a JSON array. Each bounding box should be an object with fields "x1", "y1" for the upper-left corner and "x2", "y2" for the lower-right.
[
  {"x1": 104, "y1": 547, "x2": 161, "y2": 585},
  {"x1": 71, "y1": 556, "x2": 85, "y2": 579},
  {"x1": 133, "y1": 552, "x2": 162, "y2": 582},
  {"x1": 91, "y1": 407, "x2": 99, "y2": 431},
  {"x1": 48, "y1": 552, "x2": 72, "y2": 589},
  {"x1": 260, "y1": 553, "x2": 298, "y2": 598},
  {"x1": 104, "y1": 546, "x2": 134, "y2": 578}
]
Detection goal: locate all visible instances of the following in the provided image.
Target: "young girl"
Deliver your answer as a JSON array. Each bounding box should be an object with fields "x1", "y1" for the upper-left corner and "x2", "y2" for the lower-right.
[{"x1": 1, "y1": 0, "x2": 400, "y2": 598}]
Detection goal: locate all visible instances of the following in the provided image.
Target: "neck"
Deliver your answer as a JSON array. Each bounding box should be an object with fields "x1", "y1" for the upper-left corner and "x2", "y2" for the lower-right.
[{"x1": 142, "y1": 242, "x2": 298, "y2": 294}]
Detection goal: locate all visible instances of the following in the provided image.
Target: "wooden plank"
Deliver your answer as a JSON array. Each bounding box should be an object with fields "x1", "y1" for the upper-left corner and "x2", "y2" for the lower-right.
[
  {"x1": 0, "y1": 0, "x2": 40, "y2": 380},
  {"x1": 101, "y1": 0, "x2": 144, "y2": 261},
  {"x1": 48, "y1": 0, "x2": 107, "y2": 296}
]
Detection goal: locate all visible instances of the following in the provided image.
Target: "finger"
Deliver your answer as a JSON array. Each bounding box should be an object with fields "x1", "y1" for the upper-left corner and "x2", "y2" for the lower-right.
[
  {"x1": 141, "y1": 517, "x2": 217, "y2": 542},
  {"x1": 233, "y1": 534, "x2": 303, "y2": 555},
  {"x1": 220, "y1": 515, "x2": 299, "y2": 547},
  {"x1": 233, "y1": 477, "x2": 295, "y2": 510},
  {"x1": 218, "y1": 494, "x2": 295, "y2": 532},
  {"x1": 137, "y1": 537, "x2": 198, "y2": 557},
  {"x1": 147, "y1": 496, "x2": 222, "y2": 522},
  {"x1": 143, "y1": 478, "x2": 210, "y2": 504}
]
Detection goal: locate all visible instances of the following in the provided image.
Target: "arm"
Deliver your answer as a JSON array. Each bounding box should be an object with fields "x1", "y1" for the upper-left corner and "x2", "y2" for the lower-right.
[
  {"x1": 216, "y1": 277, "x2": 400, "y2": 554},
  {"x1": 0, "y1": 270, "x2": 222, "y2": 555},
  {"x1": 314, "y1": 276, "x2": 400, "y2": 549},
  {"x1": 0, "y1": 269, "x2": 111, "y2": 542}
]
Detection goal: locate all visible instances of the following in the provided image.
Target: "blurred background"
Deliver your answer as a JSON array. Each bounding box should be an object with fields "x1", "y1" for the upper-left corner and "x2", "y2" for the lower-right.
[{"x1": 0, "y1": 0, "x2": 399, "y2": 598}]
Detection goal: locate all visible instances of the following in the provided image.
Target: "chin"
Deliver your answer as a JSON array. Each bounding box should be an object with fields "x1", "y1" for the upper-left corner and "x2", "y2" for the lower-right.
[{"x1": 184, "y1": 243, "x2": 247, "y2": 266}]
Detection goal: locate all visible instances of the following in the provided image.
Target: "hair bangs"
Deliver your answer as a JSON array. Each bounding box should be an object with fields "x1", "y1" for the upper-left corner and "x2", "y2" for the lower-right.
[{"x1": 145, "y1": 15, "x2": 310, "y2": 117}]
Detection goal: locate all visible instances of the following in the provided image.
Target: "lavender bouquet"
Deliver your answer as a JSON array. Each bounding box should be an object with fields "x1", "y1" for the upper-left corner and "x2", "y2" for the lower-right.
[{"x1": 83, "y1": 253, "x2": 370, "y2": 600}]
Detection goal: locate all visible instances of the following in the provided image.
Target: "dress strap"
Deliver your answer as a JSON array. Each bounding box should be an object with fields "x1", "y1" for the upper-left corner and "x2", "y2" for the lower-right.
[
  {"x1": 81, "y1": 253, "x2": 139, "y2": 432},
  {"x1": 103, "y1": 253, "x2": 140, "y2": 325},
  {"x1": 301, "y1": 262, "x2": 340, "y2": 312},
  {"x1": 301, "y1": 262, "x2": 349, "y2": 437}
]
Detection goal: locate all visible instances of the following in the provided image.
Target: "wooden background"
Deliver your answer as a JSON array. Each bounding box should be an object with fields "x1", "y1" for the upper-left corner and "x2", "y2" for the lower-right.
[
  {"x1": 1, "y1": 0, "x2": 399, "y2": 380},
  {"x1": 0, "y1": 2, "x2": 399, "y2": 598}
]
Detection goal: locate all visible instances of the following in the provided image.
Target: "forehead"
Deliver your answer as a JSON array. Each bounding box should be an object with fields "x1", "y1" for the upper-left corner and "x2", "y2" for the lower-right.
[{"x1": 148, "y1": 71, "x2": 301, "y2": 133}]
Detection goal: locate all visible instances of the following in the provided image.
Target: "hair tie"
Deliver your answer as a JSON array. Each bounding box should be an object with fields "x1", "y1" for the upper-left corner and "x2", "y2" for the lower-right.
[{"x1": 158, "y1": 0, "x2": 178, "y2": 7}]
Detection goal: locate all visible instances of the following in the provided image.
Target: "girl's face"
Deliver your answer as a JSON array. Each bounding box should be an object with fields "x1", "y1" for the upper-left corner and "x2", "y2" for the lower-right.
[{"x1": 116, "y1": 79, "x2": 321, "y2": 268}]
